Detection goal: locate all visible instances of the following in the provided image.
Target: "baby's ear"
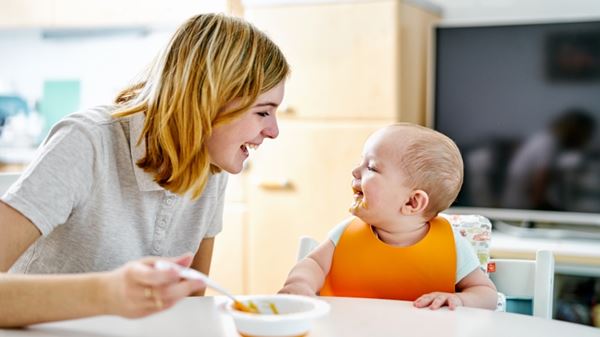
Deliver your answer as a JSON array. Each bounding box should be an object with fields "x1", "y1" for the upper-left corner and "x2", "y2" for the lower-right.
[{"x1": 401, "y1": 189, "x2": 429, "y2": 215}]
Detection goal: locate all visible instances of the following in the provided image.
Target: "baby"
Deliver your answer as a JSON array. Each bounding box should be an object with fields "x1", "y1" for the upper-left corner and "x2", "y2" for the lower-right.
[{"x1": 279, "y1": 123, "x2": 497, "y2": 310}]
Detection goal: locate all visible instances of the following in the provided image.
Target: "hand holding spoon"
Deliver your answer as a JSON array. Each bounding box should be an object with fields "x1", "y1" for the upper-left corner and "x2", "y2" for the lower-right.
[{"x1": 154, "y1": 260, "x2": 259, "y2": 313}]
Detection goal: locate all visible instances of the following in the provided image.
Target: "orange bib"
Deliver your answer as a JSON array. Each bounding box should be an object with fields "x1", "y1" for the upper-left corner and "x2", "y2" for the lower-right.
[{"x1": 320, "y1": 216, "x2": 456, "y2": 300}]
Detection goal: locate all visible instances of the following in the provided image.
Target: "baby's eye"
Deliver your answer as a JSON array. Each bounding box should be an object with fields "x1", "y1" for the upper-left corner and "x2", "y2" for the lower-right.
[
  {"x1": 257, "y1": 112, "x2": 270, "y2": 117},
  {"x1": 367, "y1": 165, "x2": 377, "y2": 172}
]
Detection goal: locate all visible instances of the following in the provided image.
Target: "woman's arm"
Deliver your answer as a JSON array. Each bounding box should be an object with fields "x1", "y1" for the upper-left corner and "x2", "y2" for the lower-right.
[
  {"x1": 0, "y1": 203, "x2": 204, "y2": 327},
  {"x1": 278, "y1": 240, "x2": 335, "y2": 296},
  {"x1": 0, "y1": 254, "x2": 204, "y2": 328},
  {"x1": 0, "y1": 201, "x2": 41, "y2": 271}
]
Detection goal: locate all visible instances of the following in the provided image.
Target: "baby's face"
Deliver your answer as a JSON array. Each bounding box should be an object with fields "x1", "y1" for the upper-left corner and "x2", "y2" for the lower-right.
[{"x1": 350, "y1": 128, "x2": 413, "y2": 224}]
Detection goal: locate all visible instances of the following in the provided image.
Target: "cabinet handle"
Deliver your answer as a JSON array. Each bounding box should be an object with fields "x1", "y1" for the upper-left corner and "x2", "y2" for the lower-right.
[{"x1": 255, "y1": 178, "x2": 294, "y2": 191}]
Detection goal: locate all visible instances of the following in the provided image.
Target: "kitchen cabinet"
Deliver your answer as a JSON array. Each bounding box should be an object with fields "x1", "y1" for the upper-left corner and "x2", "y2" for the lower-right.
[
  {"x1": 244, "y1": 0, "x2": 440, "y2": 123},
  {"x1": 207, "y1": 173, "x2": 249, "y2": 296},
  {"x1": 0, "y1": 0, "x2": 231, "y2": 29},
  {"x1": 245, "y1": 120, "x2": 389, "y2": 294},
  {"x1": 239, "y1": 0, "x2": 440, "y2": 294},
  {"x1": 208, "y1": 0, "x2": 440, "y2": 295},
  {"x1": 207, "y1": 202, "x2": 248, "y2": 295},
  {"x1": 245, "y1": 1, "x2": 397, "y2": 120}
]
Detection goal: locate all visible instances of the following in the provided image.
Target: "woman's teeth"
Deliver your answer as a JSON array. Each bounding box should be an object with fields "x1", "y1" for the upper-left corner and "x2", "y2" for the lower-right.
[
  {"x1": 245, "y1": 143, "x2": 258, "y2": 150},
  {"x1": 241, "y1": 143, "x2": 258, "y2": 155}
]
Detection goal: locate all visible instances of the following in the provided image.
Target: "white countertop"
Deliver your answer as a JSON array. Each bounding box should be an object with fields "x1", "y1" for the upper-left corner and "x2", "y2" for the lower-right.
[
  {"x1": 492, "y1": 231, "x2": 600, "y2": 275},
  {"x1": 1, "y1": 296, "x2": 597, "y2": 337}
]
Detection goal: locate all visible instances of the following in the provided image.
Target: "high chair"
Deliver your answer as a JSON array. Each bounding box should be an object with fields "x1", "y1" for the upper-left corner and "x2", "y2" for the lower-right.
[
  {"x1": 488, "y1": 250, "x2": 554, "y2": 318},
  {"x1": 441, "y1": 214, "x2": 554, "y2": 318},
  {"x1": 296, "y1": 214, "x2": 555, "y2": 319}
]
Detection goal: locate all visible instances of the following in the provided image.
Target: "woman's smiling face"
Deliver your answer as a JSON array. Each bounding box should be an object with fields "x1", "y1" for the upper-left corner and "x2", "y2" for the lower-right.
[{"x1": 206, "y1": 81, "x2": 285, "y2": 174}]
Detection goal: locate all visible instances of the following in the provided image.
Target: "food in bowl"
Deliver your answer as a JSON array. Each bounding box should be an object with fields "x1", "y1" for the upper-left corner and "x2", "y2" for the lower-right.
[
  {"x1": 233, "y1": 300, "x2": 261, "y2": 314},
  {"x1": 233, "y1": 299, "x2": 280, "y2": 315},
  {"x1": 224, "y1": 294, "x2": 330, "y2": 337}
]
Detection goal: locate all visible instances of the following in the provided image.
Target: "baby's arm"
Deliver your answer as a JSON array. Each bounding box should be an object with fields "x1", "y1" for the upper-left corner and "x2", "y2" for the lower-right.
[
  {"x1": 414, "y1": 268, "x2": 497, "y2": 310},
  {"x1": 278, "y1": 240, "x2": 335, "y2": 296},
  {"x1": 453, "y1": 267, "x2": 498, "y2": 309}
]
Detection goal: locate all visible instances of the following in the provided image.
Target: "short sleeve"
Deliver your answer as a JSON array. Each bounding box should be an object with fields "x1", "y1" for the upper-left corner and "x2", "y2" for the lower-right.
[
  {"x1": 327, "y1": 217, "x2": 354, "y2": 246},
  {"x1": 454, "y1": 230, "x2": 481, "y2": 284},
  {"x1": 205, "y1": 173, "x2": 229, "y2": 237},
  {"x1": 1, "y1": 119, "x2": 96, "y2": 235}
]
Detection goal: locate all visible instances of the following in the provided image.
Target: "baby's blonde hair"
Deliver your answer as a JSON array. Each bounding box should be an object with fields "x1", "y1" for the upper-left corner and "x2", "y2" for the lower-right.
[
  {"x1": 391, "y1": 123, "x2": 464, "y2": 219},
  {"x1": 113, "y1": 13, "x2": 289, "y2": 198}
]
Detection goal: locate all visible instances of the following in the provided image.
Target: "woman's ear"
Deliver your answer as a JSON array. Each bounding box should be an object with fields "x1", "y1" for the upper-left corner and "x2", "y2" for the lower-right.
[{"x1": 401, "y1": 189, "x2": 429, "y2": 215}]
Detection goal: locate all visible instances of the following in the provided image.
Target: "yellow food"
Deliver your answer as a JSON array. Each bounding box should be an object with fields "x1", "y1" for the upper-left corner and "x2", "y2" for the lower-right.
[
  {"x1": 233, "y1": 300, "x2": 280, "y2": 315},
  {"x1": 268, "y1": 302, "x2": 279, "y2": 314},
  {"x1": 233, "y1": 300, "x2": 259, "y2": 314}
]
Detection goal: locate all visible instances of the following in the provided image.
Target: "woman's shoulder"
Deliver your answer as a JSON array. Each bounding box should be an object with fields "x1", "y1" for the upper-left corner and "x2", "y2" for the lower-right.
[
  {"x1": 63, "y1": 105, "x2": 119, "y2": 127},
  {"x1": 49, "y1": 105, "x2": 128, "y2": 141},
  {"x1": 39, "y1": 105, "x2": 132, "y2": 162}
]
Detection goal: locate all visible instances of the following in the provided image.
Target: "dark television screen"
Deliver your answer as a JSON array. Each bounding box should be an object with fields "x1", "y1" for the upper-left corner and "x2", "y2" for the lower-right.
[{"x1": 434, "y1": 21, "x2": 600, "y2": 215}]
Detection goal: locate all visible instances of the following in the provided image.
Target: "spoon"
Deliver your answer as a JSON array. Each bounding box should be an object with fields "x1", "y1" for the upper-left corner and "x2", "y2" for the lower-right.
[{"x1": 154, "y1": 260, "x2": 259, "y2": 313}]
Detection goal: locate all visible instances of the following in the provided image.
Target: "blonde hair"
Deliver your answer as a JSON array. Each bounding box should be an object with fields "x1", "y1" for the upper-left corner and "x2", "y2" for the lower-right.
[
  {"x1": 391, "y1": 123, "x2": 464, "y2": 219},
  {"x1": 113, "y1": 13, "x2": 289, "y2": 198}
]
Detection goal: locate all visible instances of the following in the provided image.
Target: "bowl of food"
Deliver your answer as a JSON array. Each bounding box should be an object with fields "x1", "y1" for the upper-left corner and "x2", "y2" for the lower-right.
[{"x1": 223, "y1": 294, "x2": 330, "y2": 337}]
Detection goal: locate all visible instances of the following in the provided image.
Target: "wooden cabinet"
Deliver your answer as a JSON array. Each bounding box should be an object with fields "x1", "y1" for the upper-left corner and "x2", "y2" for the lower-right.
[
  {"x1": 245, "y1": 120, "x2": 389, "y2": 294},
  {"x1": 245, "y1": 0, "x2": 440, "y2": 123},
  {"x1": 240, "y1": 0, "x2": 441, "y2": 294},
  {"x1": 207, "y1": 173, "x2": 249, "y2": 296},
  {"x1": 209, "y1": 0, "x2": 440, "y2": 295},
  {"x1": 0, "y1": 0, "x2": 55, "y2": 28},
  {"x1": 0, "y1": 0, "x2": 230, "y2": 29},
  {"x1": 207, "y1": 202, "x2": 248, "y2": 295},
  {"x1": 245, "y1": 1, "x2": 398, "y2": 120}
]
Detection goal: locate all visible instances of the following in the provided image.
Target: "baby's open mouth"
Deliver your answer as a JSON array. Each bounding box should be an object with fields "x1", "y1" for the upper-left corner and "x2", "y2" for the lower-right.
[{"x1": 350, "y1": 189, "x2": 367, "y2": 212}]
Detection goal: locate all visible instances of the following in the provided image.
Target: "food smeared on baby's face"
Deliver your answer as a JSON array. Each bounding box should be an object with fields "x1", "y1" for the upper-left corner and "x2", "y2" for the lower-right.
[{"x1": 350, "y1": 187, "x2": 367, "y2": 213}]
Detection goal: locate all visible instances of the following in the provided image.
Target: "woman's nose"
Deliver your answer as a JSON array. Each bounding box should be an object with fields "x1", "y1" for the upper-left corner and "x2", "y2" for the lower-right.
[{"x1": 262, "y1": 118, "x2": 279, "y2": 139}]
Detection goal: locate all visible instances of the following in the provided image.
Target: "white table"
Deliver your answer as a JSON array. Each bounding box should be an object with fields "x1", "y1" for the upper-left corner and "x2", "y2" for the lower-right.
[{"x1": 1, "y1": 296, "x2": 599, "y2": 337}]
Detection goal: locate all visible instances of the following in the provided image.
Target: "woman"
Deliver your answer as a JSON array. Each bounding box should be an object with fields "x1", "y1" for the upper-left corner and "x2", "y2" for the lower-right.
[{"x1": 0, "y1": 13, "x2": 289, "y2": 327}]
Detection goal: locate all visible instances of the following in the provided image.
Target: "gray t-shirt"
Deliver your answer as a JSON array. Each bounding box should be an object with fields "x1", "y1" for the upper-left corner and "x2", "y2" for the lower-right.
[{"x1": 2, "y1": 105, "x2": 228, "y2": 274}]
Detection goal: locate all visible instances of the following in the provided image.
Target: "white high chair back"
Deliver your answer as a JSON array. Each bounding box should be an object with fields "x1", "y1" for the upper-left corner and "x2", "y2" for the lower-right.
[
  {"x1": 0, "y1": 172, "x2": 20, "y2": 195},
  {"x1": 441, "y1": 214, "x2": 555, "y2": 318},
  {"x1": 296, "y1": 215, "x2": 555, "y2": 319},
  {"x1": 489, "y1": 250, "x2": 554, "y2": 319}
]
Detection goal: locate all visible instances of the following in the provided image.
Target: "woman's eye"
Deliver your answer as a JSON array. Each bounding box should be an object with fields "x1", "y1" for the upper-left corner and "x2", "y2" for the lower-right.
[{"x1": 257, "y1": 112, "x2": 270, "y2": 117}]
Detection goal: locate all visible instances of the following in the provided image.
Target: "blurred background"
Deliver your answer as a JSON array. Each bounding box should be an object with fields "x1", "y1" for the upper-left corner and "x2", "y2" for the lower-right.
[{"x1": 1, "y1": 0, "x2": 600, "y2": 327}]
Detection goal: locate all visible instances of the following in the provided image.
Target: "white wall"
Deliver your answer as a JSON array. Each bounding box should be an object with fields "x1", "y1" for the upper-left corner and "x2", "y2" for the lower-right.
[
  {"x1": 432, "y1": 0, "x2": 600, "y2": 24},
  {"x1": 0, "y1": 28, "x2": 175, "y2": 111}
]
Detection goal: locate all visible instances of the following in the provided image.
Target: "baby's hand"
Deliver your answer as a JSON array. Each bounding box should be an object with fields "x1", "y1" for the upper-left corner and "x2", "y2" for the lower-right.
[
  {"x1": 278, "y1": 283, "x2": 316, "y2": 297},
  {"x1": 413, "y1": 292, "x2": 463, "y2": 310}
]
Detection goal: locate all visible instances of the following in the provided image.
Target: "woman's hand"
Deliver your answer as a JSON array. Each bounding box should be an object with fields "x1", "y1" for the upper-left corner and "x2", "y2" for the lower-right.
[
  {"x1": 413, "y1": 292, "x2": 464, "y2": 310},
  {"x1": 101, "y1": 253, "x2": 205, "y2": 318}
]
